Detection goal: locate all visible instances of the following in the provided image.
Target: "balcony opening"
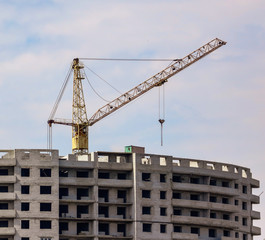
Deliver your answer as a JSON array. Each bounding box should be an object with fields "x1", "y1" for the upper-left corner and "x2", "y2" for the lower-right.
[
  {"x1": 77, "y1": 205, "x2": 88, "y2": 218},
  {"x1": 117, "y1": 223, "x2": 126, "y2": 237},
  {"x1": 174, "y1": 226, "x2": 182, "y2": 232},
  {"x1": 117, "y1": 190, "x2": 127, "y2": 203},
  {"x1": 99, "y1": 223, "x2": 109, "y2": 235},
  {"x1": 190, "y1": 210, "x2": 200, "y2": 217},
  {"x1": 172, "y1": 192, "x2": 181, "y2": 199},
  {"x1": 59, "y1": 170, "x2": 68, "y2": 177},
  {"x1": 98, "y1": 189, "x2": 109, "y2": 202},
  {"x1": 210, "y1": 179, "x2": 217, "y2": 186},
  {"x1": 77, "y1": 188, "x2": 89, "y2": 200},
  {"x1": 222, "y1": 197, "x2": 229, "y2": 204},
  {"x1": 117, "y1": 207, "x2": 126, "y2": 219},
  {"x1": 59, "y1": 205, "x2": 68, "y2": 217},
  {"x1": 172, "y1": 175, "x2": 181, "y2": 183},
  {"x1": 98, "y1": 206, "x2": 109, "y2": 218},
  {"x1": 98, "y1": 172, "x2": 110, "y2": 179},
  {"x1": 77, "y1": 222, "x2": 89, "y2": 235},
  {"x1": 0, "y1": 169, "x2": 8, "y2": 176},
  {"x1": 117, "y1": 173, "x2": 127, "y2": 180},
  {"x1": 191, "y1": 227, "x2": 200, "y2": 235},
  {"x1": 59, "y1": 222, "x2": 68, "y2": 234},
  {"x1": 190, "y1": 194, "x2": 200, "y2": 201},
  {"x1": 0, "y1": 203, "x2": 8, "y2": 210},
  {"x1": 210, "y1": 212, "x2": 216, "y2": 218},
  {"x1": 76, "y1": 171, "x2": 89, "y2": 178},
  {"x1": 190, "y1": 177, "x2": 200, "y2": 184},
  {"x1": 223, "y1": 214, "x2": 230, "y2": 220},
  {"x1": 173, "y1": 208, "x2": 182, "y2": 216},
  {"x1": 209, "y1": 196, "x2": 217, "y2": 202},
  {"x1": 0, "y1": 221, "x2": 8, "y2": 227},
  {"x1": 222, "y1": 181, "x2": 229, "y2": 188},
  {"x1": 59, "y1": 188, "x2": 69, "y2": 199}
]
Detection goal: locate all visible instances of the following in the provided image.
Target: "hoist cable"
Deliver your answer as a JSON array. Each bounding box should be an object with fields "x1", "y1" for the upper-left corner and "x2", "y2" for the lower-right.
[
  {"x1": 84, "y1": 64, "x2": 122, "y2": 94},
  {"x1": 84, "y1": 71, "x2": 110, "y2": 103}
]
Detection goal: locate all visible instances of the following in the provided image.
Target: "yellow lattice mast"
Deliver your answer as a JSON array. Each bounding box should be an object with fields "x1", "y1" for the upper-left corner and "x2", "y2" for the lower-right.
[{"x1": 72, "y1": 58, "x2": 88, "y2": 154}]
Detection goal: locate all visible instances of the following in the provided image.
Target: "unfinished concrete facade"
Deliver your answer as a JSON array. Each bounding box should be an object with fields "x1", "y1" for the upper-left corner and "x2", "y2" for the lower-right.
[{"x1": 0, "y1": 146, "x2": 261, "y2": 240}]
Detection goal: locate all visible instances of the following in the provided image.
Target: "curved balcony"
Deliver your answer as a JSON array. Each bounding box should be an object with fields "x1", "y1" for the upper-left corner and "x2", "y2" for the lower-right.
[
  {"x1": 98, "y1": 179, "x2": 132, "y2": 188},
  {"x1": 0, "y1": 176, "x2": 16, "y2": 183},
  {"x1": 0, "y1": 227, "x2": 15, "y2": 235},
  {"x1": 60, "y1": 177, "x2": 95, "y2": 186},
  {"x1": 0, "y1": 193, "x2": 16, "y2": 201},
  {"x1": 0, "y1": 210, "x2": 16, "y2": 218}
]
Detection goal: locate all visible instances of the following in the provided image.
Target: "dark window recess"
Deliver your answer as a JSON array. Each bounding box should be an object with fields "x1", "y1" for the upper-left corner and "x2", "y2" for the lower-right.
[
  {"x1": 0, "y1": 238, "x2": 8, "y2": 240},
  {"x1": 117, "y1": 224, "x2": 126, "y2": 237},
  {"x1": 210, "y1": 196, "x2": 217, "y2": 202},
  {"x1": 98, "y1": 206, "x2": 109, "y2": 218},
  {"x1": 98, "y1": 172, "x2": 110, "y2": 179},
  {"x1": 190, "y1": 177, "x2": 200, "y2": 184},
  {"x1": 243, "y1": 185, "x2": 247, "y2": 194},
  {"x1": 190, "y1": 194, "x2": 200, "y2": 201},
  {"x1": 224, "y1": 230, "x2": 230, "y2": 237},
  {"x1": 242, "y1": 202, "x2": 247, "y2": 210},
  {"x1": 235, "y1": 216, "x2": 239, "y2": 221},
  {"x1": 59, "y1": 222, "x2": 68, "y2": 234},
  {"x1": 59, "y1": 205, "x2": 68, "y2": 217},
  {"x1": 222, "y1": 181, "x2": 229, "y2": 187},
  {"x1": 142, "y1": 190, "x2": 151, "y2": 198},
  {"x1": 77, "y1": 188, "x2": 89, "y2": 200},
  {"x1": 160, "y1": 207, "x2": 167, "y2": 216},
  {"x1": 235, "y1": 183, "x2": 239, "y2": 189},
  {"x1": 210, "y1": 179, "x2": 217, "y2": 186},
  {"x1": 172, "y1": 175, "x2": 181, "y2": 182},
  {"x1": 222, "y1": 197, "x2": 229, "y2": 204},
  {"x1": 235, "y1": 232, "x2": 239, "y2": 238},
  {"x1": 117, "y1": 190, "x2": 127, "y2": 203},
  {"x1": 142, "y1": 173, "x2": 151, "y2": 181},
  {"x1": 40, "y1": 203, "x2": 52, "y2": 211},
  {"x1": 160, "y1": 174, "x2": 166, "y2": 183},
  {"x1": 21, "y1": 220, "x2": 29, "y2": 229},
  {"x1": 98, "y1": 223, "x2": 109, "y2": 235},
  {"x1": 223, "y1": 214, "x2": 230, "y2": 220},
  {"x1": 242, "y1": 218, "x2": 247, "y2": 226},
  {"x1": 235, "y1": 199, "x2": 239, "y2": 205},
  {"x1": 209, "y1": 229, "x2": 216, "y2": 238},
  {"x1": 76, "y1": 171, "x2": 89, "y2": 178},
  {"x1": 21, "y1": 168, "x2": 30, "y2": 177},
  {"x1": 40, "y1": 186, "x2": 51, "y2": 194},
  {"x1": 210, "y1": 212, "x2": 216, "y2": 218},
  {"x1": 117, "y1": 207, "x2": 126, "y2": 219},
  {"x1": 160, "y1": 224, "x2": 166, "y2": 233},
  {"x1": 172, "y1": 192, "x2": 181, "y2": 199},
  {"x1": 59, "y1": 170, "x2": 68, "y2": 177},
  {"x1": 40, "y1": 220, "x2": 52, "y2": 229},
  {"x1": 160, "y1": 191, "x2": 166, "y2": 199},
  {"x1": 40, "y1": 168, "x2": 51, "y2": 177},
  {"x1": 243, "y1": 234, "x2": 248, "y2": 240},
  {"x1": 142, "y1": 206, "x2": 151, "y2": 215},
  {"x1": 98, "y1": 189, "x2": 108, "y2": 202},
  {"x1": 0, "y1": 221, "x2": 8, "y2": 227},
  {"x1": 21, "y1": 202, "x2": 30, "y2": 211},
  {"x1": 191, "y1": 227, "x2": 200, "y2": 235},
  {"x1": 59, "y1": 188, "x2": 69, "y2": 199},
  {"x1": 77, "y1": 222, "x2": 89, "y2": 235},
  {"x1": 117, "y1": 173, "x2": 127, "y2": 180},
  {"x1": 174, "y1": 226, "x2": 182, "y2": 232},
  {"x1": 0, "y1": 203, "x2": 8, "y2": 210},
  {"x1": 173, "y1": 209, "x2": 182, "y2": 216},
  {"x1": 0, "y1": 169, "x2": 8, "y2": 176},
  {"x1": 21, "y1": 238, "x2": 29, "y2": 240},
  {"x1": 190, "y1": 210, "x2": 200, "y2": 217},
  {"x1": 0, "y1": 186, "x2": 8, "y2": 193},
  {"x1": 77, "y1": 205, "x2": 88, "y2": 218},
  {"x1": 142, "y1": 223, "x2": 152, "y2": 232},
  {"x1": 21, "y1": 185, "x2": 30, "y2": 194}
]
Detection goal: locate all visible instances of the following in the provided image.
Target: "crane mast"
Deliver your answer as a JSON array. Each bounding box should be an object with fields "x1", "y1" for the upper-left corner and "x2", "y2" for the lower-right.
[
  {"x1": 72, "y1": 58, "x2": 89, "y2": 154},
  {"x1": 48, "y1": 38, "x2": 226, "y2": 154}
]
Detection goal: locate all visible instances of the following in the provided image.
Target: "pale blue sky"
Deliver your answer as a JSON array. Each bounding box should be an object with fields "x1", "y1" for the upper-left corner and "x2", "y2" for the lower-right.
[{"x1": 0, "y1": 0, "x2": 265, "y2": 237}]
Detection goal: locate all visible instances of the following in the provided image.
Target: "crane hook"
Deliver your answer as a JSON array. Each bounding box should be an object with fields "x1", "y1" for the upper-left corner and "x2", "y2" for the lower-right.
[{"x1": 159, "y1": 119, "x2": 165, "y2": 146}]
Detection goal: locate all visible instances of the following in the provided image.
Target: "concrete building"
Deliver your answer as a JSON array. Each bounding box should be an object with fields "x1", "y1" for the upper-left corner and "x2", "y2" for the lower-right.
[{"x1": 0, "y1": 146, "x2": 261, "y2": 240}]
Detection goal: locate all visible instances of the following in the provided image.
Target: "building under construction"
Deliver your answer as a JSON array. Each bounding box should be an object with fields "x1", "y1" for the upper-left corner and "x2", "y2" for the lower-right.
[{"x1": 0, "y1": 146, "x2": 260, "y2": 240}]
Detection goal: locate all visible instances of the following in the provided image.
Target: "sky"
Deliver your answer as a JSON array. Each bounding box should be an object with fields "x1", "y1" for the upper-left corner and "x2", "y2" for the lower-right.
[{"x1": 0, "y1": 0, "x2": 264, "y2": 237}]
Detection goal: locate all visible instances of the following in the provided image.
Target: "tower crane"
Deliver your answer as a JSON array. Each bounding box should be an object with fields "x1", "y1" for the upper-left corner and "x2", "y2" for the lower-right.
[{"x1": 48, "y1": 38, "x2": 226, "y2": 154}]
